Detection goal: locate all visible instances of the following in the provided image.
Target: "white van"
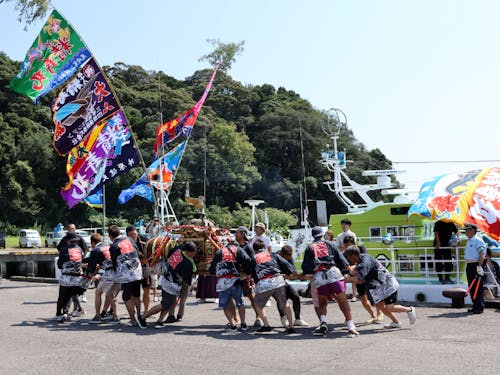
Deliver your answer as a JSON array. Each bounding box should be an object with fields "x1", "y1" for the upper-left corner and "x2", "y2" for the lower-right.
[
  {"x1": 45, "y1": 231, "x2": 66, "y2": 247},
  {"x1": 19, "y1": 229, "x2": 42, "y2": 248}
]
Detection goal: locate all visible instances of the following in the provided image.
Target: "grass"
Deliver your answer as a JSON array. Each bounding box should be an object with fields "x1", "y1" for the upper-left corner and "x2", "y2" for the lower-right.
[
  {"x1": 6, "y1": 236, "x2": 17, "y2": 247},
  {"x1": 4, "y1": 235, "x2": 50, "y2": 248}
]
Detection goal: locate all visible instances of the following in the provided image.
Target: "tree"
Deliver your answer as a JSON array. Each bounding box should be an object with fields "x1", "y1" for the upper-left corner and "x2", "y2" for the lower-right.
[
  {"x1": 198, "y1": 39, "x2": 245, "y2": 72},
  {"x1": 0, "y1": 0, "x2": 50, "y2": 28}
]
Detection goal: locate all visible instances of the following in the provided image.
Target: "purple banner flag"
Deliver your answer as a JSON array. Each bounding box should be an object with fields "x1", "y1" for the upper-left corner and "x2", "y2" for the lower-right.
[
  {"x1": 52, "y1": 57, "x2": 120, "y2": 155},
  {"x1": 61, "y1": 110, "x2": 139, "y2": 208}
]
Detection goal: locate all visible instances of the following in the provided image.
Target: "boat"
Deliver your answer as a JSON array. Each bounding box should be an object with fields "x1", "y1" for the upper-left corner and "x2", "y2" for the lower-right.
[{"x1": 315, "y1": 109, "x2": 500, "y2": 304}]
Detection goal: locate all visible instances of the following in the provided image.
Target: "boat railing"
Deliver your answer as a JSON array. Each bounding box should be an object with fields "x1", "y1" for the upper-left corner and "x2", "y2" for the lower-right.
[
  {"x1": 483, "y1": 263, "x2": 500, "y2": 298},
  {"x1": 361, "y1": 235, "x2": 420, "y2": 243},
  {"x1": 365, "y1": 246, "x2": 469, "y2": 285}
]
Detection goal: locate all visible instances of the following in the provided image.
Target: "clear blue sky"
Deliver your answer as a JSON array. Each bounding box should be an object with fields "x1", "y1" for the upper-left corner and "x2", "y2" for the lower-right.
[{"x1": 1, "y1": 0, "x2": 499, "y2": 193}]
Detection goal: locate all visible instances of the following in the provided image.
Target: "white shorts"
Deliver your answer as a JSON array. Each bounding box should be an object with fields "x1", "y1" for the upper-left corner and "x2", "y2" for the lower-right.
[
  {"x1": 150, "y1": 273, "x2": 158, "y2": 288},
  {"x1": 98, "y1": 281, "x2": 121, "y2": 296}
]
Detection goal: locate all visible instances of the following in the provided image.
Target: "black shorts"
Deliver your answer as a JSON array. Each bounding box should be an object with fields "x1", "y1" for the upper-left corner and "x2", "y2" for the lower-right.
[
  {"x1": 161, "y1": 291, "x2": 177, "y2": 311},
  {"x1": 122, "y1": 280, "x2": 141, "y2": 301},
  {"x1": 141, "y1": 275, "x2": 151, "y2": 289},
  {"x1": 381, "y1": 291, "x2": 398, "y2": 305},
  {"x1": 355, "y1": 283, "x2": 366, "y2": 296}
]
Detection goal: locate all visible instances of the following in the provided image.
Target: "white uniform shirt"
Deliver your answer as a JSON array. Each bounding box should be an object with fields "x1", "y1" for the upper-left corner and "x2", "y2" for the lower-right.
[{"x1": 464, "y1": 235, "x2": 486, "y2": 261}]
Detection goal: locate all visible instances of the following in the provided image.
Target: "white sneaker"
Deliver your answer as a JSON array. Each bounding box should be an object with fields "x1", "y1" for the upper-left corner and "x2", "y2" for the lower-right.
[
  {"x1": 280, "y1": 316, "x2": 288, "y2": 327},
  {"x1": 384, "y1": 322, "x2": 401, "y2": 329},
  {"x1": 71, "y1": 310, "x2": 85, "y2": 317},
  {"x1": 254, "y1": 318, "x2": 263, "y2": 328},
  {"x1": 56, "y1": 314, "x2": 66, "y2": 323},
  {"x1": 153, "y1": 297, "x2": 159, "y2": 302},
  {"x1": 265, "y1": 300, "x2": 272, "y2": 307},
  {"x1": 293, "y1": 318, "x2": 309, "y2": 327},
  {"x1": 347, "y1": 329, "x2": 359, "y2": 337},
  {"x1": 407, "y1": 306, "x2": 416, "y2": 325},
  {"x1": 80, "y1": 295, "x2": 87, "y2": 303}
]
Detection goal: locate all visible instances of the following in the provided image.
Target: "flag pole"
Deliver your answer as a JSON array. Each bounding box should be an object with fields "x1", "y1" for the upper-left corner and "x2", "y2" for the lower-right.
[
  {"x1": 156, "y1": 70, "x2": 163, "y2": 221},
  {"x1": 102, "y1": 184, "x2": 106, "y2": 241},
  {"x1": 203, "y1": 119, "x2": 207, "y2": 216},
  {"x1": 162, "y1": 139, "x2": 189, "y2": 225}
]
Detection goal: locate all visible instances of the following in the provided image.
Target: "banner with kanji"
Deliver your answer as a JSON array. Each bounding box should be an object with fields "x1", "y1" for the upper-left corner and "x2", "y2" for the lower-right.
[
  {"x1": 61, "y1": 110, "x2": 139, "y2": 208},
  {"x1": 52, "y1": 57, "x2": 120, "y2": 155},
  {"x1": 10, "y1": 10, "x2": 91, "y2": 104},
  {"x1": 153, "y1": 65, "x2": 219, "y2": 153}
]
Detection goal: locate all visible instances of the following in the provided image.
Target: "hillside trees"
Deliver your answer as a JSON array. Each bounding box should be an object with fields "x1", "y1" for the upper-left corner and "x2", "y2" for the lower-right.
[{"x1": 0, "y1": 51, "x2": 395, "y2": 230}]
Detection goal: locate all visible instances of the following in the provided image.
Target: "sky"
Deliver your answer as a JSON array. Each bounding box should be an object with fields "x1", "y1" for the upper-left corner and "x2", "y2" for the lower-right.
[{"x1": 1, "y1": 0, "x2": 499, "y2": 196}]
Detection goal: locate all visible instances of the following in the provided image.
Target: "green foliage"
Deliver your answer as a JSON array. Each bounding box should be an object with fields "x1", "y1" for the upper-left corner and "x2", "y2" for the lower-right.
[
  {"x1": 0, "y1": 0, "x2": 50, "y2": 28},
  {"x1": 203, "y1": 205, "x2": 296, "y2": 235},
  {"x1": 198, "y1": 39, "x2": 245, "y2": 72}
]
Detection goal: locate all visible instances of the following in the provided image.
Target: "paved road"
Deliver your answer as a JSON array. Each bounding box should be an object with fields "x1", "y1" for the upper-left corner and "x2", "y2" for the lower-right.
[{"x1": 1, "y1": 279, "x2": 499, "y2": 375}]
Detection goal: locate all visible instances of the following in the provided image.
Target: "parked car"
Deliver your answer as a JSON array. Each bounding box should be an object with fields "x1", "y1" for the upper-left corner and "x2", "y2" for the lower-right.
[
  {"x1": 45, "y1": 232, "x2": 53, "y2": 247},
  {"x1": 19, "y1": 229, "x2": 42, "y2": 248},
  {"x1": 45, "y1": 231, "x2": 66, "y2": 247}
]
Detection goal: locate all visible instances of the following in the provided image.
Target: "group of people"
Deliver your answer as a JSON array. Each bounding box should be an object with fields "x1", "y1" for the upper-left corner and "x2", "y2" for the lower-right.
[
  {"x1": 54, "y1": 218, "x2": 421, "y2": 337},
  {"x1": 55, "y1": 224, "x2": 162, "y2": 324}
]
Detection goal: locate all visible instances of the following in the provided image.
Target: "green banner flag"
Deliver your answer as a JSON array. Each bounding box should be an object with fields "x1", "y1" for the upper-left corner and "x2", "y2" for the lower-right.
[{"x1": 10, "y1": 9, "x2": 91, "y2": 104}]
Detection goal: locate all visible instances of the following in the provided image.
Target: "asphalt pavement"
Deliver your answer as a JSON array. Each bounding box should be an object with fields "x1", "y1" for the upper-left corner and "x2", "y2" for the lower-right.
[{"x1": 1, "y1": 279, "x2": 499, "y2": 375}]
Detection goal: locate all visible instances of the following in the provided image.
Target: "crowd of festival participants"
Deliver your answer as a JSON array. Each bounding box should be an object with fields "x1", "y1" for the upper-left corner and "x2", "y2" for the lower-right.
[{"x1": 55, "y1": 219, "x2": 419, "y2": 337}]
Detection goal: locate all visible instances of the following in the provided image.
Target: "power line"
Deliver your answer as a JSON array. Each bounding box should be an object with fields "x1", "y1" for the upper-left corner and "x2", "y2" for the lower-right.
[{"x1": 393, "y1": 160, "x2": 500, "y2": 164}]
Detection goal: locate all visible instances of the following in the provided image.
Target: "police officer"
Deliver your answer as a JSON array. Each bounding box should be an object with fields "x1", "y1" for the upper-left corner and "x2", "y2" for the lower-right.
[{"x1": 463, "y1": 223, "x2": 486, "y2": 314}]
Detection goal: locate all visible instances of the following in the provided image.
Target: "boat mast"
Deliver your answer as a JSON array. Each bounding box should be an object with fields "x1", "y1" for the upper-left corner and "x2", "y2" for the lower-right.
[{"x1": 321, "y1": 108, "x2": 404, "y2": 213}]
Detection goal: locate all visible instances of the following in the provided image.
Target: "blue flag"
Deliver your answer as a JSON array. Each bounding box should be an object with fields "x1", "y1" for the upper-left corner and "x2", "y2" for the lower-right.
[
  {"x1": 118, "y1": 141, "x2": 186, "y2": 204},
  {"x1": 84, "y1": 188, "x2": 103, "y2": 208},
  {"x1": 118, "y1": 176, "x2": 155, "y2": 204}
]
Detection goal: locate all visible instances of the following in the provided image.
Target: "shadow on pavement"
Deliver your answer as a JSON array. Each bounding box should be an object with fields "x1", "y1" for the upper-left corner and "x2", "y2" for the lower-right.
[
  {"x1": 427, "y1": 311, "x2": 471, "y2": 318},
  {"x1": 11, "y1": 317, "x2": 409, "y2": 341}
]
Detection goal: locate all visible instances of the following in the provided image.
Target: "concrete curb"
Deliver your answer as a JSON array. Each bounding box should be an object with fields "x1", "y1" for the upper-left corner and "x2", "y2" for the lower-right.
[{"x1": 8, "y1": 276, "x2": 58, "y2": 284}]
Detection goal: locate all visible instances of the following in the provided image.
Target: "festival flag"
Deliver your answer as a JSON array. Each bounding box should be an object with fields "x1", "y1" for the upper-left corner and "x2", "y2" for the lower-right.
[
  {"x1": 84, "y1": 188, "x2": 103, "y2": 208},
  {"x1": 117, "y1": 176, "x2": 155, "y2": 204},
  {"x1": 153, "y1": 65, "x2": 219, "y2": 153},
  {"x1": 119, "y1": 141, "x2": 187, "y2": 204},
  {"x1": 51, "y1": 57, "x2": 120, "y2": 155},
  {"x1": 408, "y1": 167, "x2": 500, "y2": 240},
  {"x1": 61, "y1": 110, "x2": 139, "y2": 208},
  {"x1": 10, "y1": 10, "x2": 91, "y2": 104}
]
